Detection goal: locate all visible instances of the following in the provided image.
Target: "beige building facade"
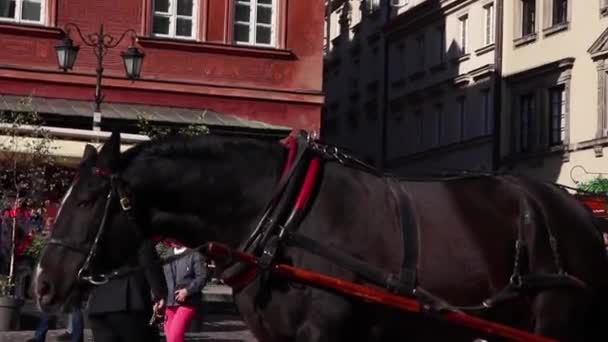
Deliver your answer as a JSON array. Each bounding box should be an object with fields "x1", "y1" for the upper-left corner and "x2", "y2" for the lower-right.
[
  {"x1": 501, "y1": 0, "x2": 608, "y2": 186},
  {"x1": 323, "y1": 0, "x2": 608, "y2": 186},
  {"x1": 323, "y1": 0, "x2": 500, "y2": 174}
]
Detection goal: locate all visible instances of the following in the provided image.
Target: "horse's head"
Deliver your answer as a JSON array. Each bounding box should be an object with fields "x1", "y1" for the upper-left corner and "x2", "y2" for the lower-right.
[
  {"x1": 34, "y1": 131, "x2": 284, "y2": 312},
  {"x1": 34, "y1": 132, "x2": 144, "y2": 312}
]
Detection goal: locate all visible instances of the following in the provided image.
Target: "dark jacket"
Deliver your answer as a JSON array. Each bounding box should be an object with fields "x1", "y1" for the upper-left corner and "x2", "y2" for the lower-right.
[
  {"x1": 163, "y1": 249, "x2": 207, "y2": 307},
  {"x1": 87, "y1": 240, "x2": 167, "y2": 315}
]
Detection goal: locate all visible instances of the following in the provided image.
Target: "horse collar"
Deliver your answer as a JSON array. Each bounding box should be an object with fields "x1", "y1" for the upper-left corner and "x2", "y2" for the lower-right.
[{"x1": 223, "y1": 131, "x2": 322, "y2": 289}]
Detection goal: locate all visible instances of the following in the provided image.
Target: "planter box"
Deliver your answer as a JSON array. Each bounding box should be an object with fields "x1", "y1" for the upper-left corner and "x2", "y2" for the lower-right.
[{"x1": 575, "y1": 194, "x2": 608, "y2": 218}]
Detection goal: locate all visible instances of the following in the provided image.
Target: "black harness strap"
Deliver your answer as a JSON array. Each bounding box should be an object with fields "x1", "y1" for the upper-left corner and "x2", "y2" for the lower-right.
[
  {"x1": 283, "y1": 231, "x2": 410, "y2": 293},
  {"x1": 395, "y1": 184, "x2": 419, "y2": 294}
]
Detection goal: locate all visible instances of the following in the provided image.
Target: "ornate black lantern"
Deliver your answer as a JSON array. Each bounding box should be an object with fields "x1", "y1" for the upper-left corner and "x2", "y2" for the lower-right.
[
  {"x1": 121, "y1": 46, "x2": 145, "y2": 80},
  {"x1": 54, "y1": 36, "x2": 80, "y2": 72}
]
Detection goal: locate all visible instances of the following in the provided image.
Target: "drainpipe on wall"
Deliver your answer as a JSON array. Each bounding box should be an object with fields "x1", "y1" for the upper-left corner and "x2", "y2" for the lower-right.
[
  {"x1": 379, "y1": 0, "x2": 391, "y2": 172},
  {"x1": 492, "y1": 0, "x2": 504, "y2": 172}
]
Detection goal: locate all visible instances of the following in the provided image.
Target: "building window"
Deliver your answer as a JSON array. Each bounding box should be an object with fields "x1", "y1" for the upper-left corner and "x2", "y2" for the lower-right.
[
  {"x1": 482, "y1": 89, "x2": 491, "y2": 135},
  {"x1": 0, "y1": 0, "x2": 46, "y2": 24},
  {"x1": 365, "y1": 0, "x2": 381, "y2": 13},
  {"x1": 416, "y1": 34, "x2": 425, "y2": 69},
  {"x1": 436, "y1": 26, "x2": 445, "y2": 64},
  {"x1": 458, "y1": 97, "x2": 466, "y2": 140},
  {"x1": 520, "y1": 93, "x2": 535, "y2": 152},
  {"x1": 152, "y1": 0, "x2": 197, "y2": 39},
  {"x1": 521, "y1": 0, "x2": 536, "y2": 36},
  {"x1": 552, "y1": 0, "x2": 567, "y2": 26},
  {"x1": 397, "y1": 42, "x2": 406, "y2": 80},
  {"x1": 484, "y1": 3, "x2": 494, "y2": 45},
  {"x1": 414, "y1": 109, "x2": 423, "y2": 151},
  {"x1": 234, "y1": 0, "x2": 276, "y2": 47},
  {"x1": 435, "y1": 104, "x2": 443, "y2": 146},
  {"x1": 459, "y1": 14, "x2": 468, "y2": 54},
  {"x1": 549, "y1": 85, "x2": 566, "y2": 146}
]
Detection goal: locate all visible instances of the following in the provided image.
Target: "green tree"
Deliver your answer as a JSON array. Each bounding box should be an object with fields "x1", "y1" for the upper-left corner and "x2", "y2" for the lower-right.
[
  {"x1": 576, "y1": 176, "x2": 608, "y2": 194},
  {"x1": 136, "y1": 115, "x2": 209, "y2": 139},
  {"x1": 0, "y1": 97, "x2": 73, "y2": 296}
]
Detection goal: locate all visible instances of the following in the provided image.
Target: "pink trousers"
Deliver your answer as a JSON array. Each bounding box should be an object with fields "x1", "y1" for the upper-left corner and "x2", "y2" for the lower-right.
[{"x1": 163, "y1": 305, "x2": 197, "y2": 342}]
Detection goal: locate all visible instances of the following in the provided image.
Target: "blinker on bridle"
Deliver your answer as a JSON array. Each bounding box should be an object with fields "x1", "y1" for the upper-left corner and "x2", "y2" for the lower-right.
[{"x1": 45, "y1": 166, "x2": 132, "y2": 286}]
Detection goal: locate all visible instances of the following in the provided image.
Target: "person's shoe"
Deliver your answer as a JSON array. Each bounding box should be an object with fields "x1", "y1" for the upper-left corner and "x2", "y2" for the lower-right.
[
  {"x1": 25, "y1": 338, "x2": 36, "y2": 342},
  {"x1": 56, "y1": 331, "x2": 72, "y2": 341}
]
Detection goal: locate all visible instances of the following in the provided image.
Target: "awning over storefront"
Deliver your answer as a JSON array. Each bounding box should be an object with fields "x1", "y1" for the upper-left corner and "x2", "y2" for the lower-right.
[{"x1": 0, "y1": 94, "x2": 290, "y2": 131}]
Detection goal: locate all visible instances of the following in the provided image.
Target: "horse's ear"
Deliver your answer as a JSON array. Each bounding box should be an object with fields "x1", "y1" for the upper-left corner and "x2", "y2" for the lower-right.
[
  {"x1": 80, "y1": 144, "x2": 98, "y2": 168},
  {"x1": 82, "y1": 144, "x2": 98, "y2": 161},
  {"x1": 97, "y1": 131, "x2": 121, "y2": 171}
]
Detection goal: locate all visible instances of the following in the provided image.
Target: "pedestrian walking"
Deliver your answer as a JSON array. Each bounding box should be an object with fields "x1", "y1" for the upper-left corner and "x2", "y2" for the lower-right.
[
  {"x1": 161, "y1": 243, "x2": 208, "y2": 342},
  {"x1": 26, "y1": 308, "x2": 84, "y2": 342}
]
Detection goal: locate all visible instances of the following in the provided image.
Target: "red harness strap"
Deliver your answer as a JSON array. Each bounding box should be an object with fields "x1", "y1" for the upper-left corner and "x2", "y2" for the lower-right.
[{"x1": 224, "y1": 135, "x2": 321, "y2": 289}]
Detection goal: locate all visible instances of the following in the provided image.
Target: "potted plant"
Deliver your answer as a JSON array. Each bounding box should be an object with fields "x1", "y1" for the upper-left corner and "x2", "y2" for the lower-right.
[
  {"x1": 576, "y1": 176, "x2": 608, "y2": 219},
  {"x1": 0, "y1": 98, "x2": 73, "y2": 330}
]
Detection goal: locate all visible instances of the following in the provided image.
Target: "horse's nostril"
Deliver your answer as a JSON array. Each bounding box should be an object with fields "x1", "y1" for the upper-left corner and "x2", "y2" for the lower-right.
[
  {"x1": 36, "y1": 278, "x2": 55, "y2": 305},
  {"x1": 37, "y1": 281, "x2": 50, "y2": 297}
]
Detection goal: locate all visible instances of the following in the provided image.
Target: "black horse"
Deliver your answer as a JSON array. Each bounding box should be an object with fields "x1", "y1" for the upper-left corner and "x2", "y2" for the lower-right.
[{"x1": 34, "y1": 131, "x2": 608, "y2": 341}]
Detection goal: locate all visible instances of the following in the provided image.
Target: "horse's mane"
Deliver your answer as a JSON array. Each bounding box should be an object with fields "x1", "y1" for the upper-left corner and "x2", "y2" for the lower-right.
[{"x1": 118, "y1": 133, "x2": 281, "y2": 170}]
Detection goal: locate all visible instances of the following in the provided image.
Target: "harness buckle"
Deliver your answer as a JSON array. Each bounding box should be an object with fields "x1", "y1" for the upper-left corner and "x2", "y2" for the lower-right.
[
  {"x1": 258, "y1": 237, "x2": 279, "y2": 270},
  {"x1": 120, "y1": 197, "x2": 132, "y2": 211}
]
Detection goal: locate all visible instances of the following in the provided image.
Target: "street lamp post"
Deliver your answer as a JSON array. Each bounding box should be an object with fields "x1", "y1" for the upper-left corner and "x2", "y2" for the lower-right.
[{"x1": 54, "y1": 23, "x2": 145, "y2": 131}]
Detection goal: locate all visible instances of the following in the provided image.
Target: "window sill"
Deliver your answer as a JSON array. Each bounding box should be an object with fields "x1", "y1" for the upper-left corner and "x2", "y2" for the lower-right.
[
  {"x1": 543, "y1": 22, "x2": 569, "y2": 38},
  {"x1": 475, "y1": 44, "x2": 495, "y2": 56},
  {"x1": 137, "y1": 37, "x2": 296, "y2": 60},
  {"x1": 408, "y1": 70, "x2": 425, "y2": 81},
  {"x1": 429, "y1": 62, "x2": 446, "y2": 73},
  {"x1": 0, "y1": 22, "x2": 62, "y2": 39},
  {"x1": 506, "y1": 145, "x2": 566, "y2": 162},
  {"x1": 514, "y1": 33, "x2": 537, "y2": 48},
  {"x1": 451, "y1": 53, "x2": 471, "y2": 64}
]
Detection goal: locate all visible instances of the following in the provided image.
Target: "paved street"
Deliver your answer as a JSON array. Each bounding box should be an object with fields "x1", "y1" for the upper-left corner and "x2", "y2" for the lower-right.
[
  {"x1": 0, "y1": 314, "x2": 257, "y2": 342},
  {"x1": 0, "y1": 285, "x2": 256, "y2": 342}
]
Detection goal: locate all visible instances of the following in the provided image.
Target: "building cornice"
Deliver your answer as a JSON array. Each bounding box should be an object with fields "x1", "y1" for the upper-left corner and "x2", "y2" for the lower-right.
[
  {"x1": 137, "y1": 37, "x2": 296, "y2": 60},
  {"x1": 384, "y1": 0, "x2": 475, "y2": 37},
  {"x1": 0, "y1": 65, "x2": 324, "y2": 105},
  {"x1": 0, "y1": 22, "x2": 63, "y2": 39},
  {"x1": 588, "y1": 26, "x2": 608, "y2": 61},
  {"x1": 504, "y1": 57, "x2": 575, "y2": 83},
  {"x1": 386, "y1": 135, "x2": 492, "y2": 167}
]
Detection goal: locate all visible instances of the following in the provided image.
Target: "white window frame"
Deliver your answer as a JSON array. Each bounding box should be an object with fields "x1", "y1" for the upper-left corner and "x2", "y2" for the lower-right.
[
  {"x1": 365, "y1": 0, "x2": 381, "y2": 13},
  {"x1": 483, "y1": 3, "x2": 494, "y2": 46},
  {"x1": 548, "y1": 85, "x2": 566, "y2": 146},
  {"x1": 152, "y1": 0, "x2": 198, "y2": 40},
  {"x1": 234, "y1": 0, "x2": 277, "y2": 47},
  {"x1": 0, "y1": 0, "x2": 46, "y2": 25},
  {"x1": 459, "y1": 14, "x2": 469, "y2": 54}
]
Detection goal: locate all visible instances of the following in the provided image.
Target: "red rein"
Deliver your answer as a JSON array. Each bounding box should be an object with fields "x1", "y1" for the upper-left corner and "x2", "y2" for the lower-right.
[{"x1": 206, "y1": 242, "x2": 556, "y2": 342}]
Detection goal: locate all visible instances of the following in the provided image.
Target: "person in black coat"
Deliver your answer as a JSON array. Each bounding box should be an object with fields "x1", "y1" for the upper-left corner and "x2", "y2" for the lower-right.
[{"x1": 87, "y1": 240, "x2": 167, "y2": 342}]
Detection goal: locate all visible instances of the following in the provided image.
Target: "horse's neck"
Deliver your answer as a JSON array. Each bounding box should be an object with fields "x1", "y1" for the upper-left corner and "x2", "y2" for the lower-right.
[{"x1": 128, "y1": 141, "x2": 284, "y2": 247}]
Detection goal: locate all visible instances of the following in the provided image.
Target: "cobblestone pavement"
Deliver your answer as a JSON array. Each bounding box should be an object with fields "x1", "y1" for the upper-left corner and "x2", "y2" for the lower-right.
[{"x1": 0, "y1": 315, "x2": 257, "y2": 342}]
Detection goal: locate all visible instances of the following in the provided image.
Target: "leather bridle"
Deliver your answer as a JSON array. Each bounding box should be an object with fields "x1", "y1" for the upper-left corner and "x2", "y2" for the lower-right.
[{"x1": 45, "y1": 167, "x2": 133, "y2": 285}]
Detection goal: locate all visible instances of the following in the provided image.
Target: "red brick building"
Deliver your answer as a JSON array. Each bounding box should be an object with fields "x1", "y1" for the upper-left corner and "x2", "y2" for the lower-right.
[{"x1": 0, "y1": 0, "x2": 325, "y2": 146}]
